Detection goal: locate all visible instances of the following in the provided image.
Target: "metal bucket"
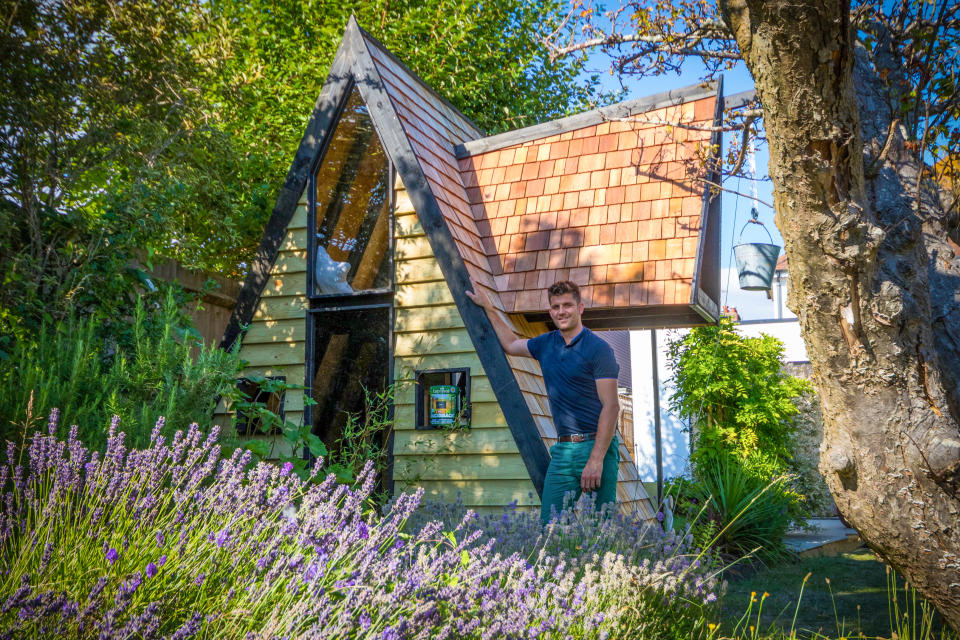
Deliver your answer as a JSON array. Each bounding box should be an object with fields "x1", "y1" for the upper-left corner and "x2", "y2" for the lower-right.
[
  {"x1": 733, "y1": 242, "x2": 781, "y2": 291},
  {"x1": 429, "y1": 385, "x2": 459, "y2": 427}
]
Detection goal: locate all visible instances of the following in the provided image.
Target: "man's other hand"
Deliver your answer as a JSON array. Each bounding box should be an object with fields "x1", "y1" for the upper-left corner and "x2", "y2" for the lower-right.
[{"x1": 581, "y1": 457, "x2": 603, "y2": 491}]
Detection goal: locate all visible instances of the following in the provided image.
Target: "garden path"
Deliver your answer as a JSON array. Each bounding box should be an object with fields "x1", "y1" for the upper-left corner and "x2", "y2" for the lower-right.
[{"x1": 784, "y1": 518, "x2": 860, "y2": 557}]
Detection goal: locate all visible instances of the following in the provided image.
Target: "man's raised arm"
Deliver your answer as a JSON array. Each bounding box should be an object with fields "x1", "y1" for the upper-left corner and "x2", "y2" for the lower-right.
[{"x1": 464, "y1": 283, "x2": 531, "y2": 357}]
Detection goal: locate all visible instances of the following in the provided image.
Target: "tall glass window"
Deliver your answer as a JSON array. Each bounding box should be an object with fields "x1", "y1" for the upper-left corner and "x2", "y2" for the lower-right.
[
  {"x1": 310, "y1": 307, "x2": 390, "y2": 454},
  {"x1": 312, "y1": 88, "x2": 392, "y2": 296},
  {"x1": 307, "y1": 85, "x2": 394, "y2": 482}
]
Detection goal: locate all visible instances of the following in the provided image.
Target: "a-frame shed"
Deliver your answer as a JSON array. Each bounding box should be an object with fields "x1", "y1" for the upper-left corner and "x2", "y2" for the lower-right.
[{"x1": 217, "y1": 18, "x2": 723, "y2": 520}]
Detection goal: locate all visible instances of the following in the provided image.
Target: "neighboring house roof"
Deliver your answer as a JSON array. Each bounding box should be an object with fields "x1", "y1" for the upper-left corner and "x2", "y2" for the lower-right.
[
  {"x1": 776, "y1": 253, "x2": 788, "y2": 272},
  {"x1": 220, "y1": 17, "x2": 720, "y2": 507}
]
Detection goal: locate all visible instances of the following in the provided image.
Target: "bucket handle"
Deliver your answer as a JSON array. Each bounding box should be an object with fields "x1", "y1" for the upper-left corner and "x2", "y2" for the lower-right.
[{"x1": 737, "y1": 207, "x2": 774, "y2": 244}]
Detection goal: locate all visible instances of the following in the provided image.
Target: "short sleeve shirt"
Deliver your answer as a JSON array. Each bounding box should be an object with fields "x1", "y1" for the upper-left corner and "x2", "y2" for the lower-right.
[{"x1": 526, "y1": 327, "x2": 620, "y2": 437}]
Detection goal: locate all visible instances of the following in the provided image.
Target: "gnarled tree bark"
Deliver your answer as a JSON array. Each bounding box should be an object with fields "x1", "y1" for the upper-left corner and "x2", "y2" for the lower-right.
[{"x1": 717, "y1": 0, "x2": 960, "y2": 629}]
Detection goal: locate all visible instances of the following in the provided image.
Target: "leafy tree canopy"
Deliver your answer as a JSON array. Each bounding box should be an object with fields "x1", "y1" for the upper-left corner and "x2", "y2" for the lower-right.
[
  {"x1": 0, "y1": 0, "x2": 604, "y2": 346},
  {"x1": 133, "y1": 0, "x2": 609, "y2": 276}
]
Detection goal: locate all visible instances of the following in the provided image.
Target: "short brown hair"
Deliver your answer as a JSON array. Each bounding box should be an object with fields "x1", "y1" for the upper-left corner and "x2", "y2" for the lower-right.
[{"x1": 547, "y1": 280, "x2": 581, "y2": 304}]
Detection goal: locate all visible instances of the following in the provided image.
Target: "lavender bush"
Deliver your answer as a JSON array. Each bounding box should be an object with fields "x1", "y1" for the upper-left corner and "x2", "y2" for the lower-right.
[{"x1": 0, "y1": 411, "x2": 719, "y2": 639}]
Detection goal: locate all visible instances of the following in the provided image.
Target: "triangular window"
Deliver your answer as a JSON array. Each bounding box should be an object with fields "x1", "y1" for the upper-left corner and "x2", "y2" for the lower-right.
[{"x1": 311, "y1": 87, "x2": 392, "y2": 296}]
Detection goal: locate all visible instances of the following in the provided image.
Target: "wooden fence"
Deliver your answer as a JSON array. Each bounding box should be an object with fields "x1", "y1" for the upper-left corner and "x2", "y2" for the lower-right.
[{"x1": 140, "y1": 256, "x2": 240, "y2": 349}]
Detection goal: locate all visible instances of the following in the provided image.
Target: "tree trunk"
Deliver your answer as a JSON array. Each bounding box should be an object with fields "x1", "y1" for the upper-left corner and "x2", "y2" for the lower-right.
[{"x1": 717, "y1": 0, "x2": 960, "y2": 629}]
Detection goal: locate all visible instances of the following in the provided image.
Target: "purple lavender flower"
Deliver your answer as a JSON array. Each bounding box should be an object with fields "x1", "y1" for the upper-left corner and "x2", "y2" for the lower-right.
[
  {"x1": 213, "y1": 529, "x2": 230, "y2": 548},
  {"x1": 302, "y1": 563, "x2": 322, "y2": 582},
  {"x1": 47, "y1": 408, "x2": 59, "y2": 435},
  {"x1": 0, "y1": 411, "x2": 720, "y2": 638},
  {"x1": 120, "y1": 573, "x2": 142, "y2": 597},
  {"x1": 656, "y1": 510, "x2": 665, "y2": 522},
  {"x1": 380, "y1": 627, "x2": 400, "y2": 640},
  {"x1": 281, "y1": 461, "x2": 294, "y2": 476}
]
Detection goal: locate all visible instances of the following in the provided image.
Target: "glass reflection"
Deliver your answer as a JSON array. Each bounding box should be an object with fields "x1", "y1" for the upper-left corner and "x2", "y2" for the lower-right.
[
  {"x1": 313, "y1": 88, "x2": 391, "y2": 295},
  {"x1": 311, "y1": 307, "x2": 390, "y2": 456}
]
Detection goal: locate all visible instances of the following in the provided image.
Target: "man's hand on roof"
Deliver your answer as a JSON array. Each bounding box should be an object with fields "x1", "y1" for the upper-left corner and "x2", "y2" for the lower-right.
[{"x1": 465, "y1": 279, "x2": 493, "y2": 310}]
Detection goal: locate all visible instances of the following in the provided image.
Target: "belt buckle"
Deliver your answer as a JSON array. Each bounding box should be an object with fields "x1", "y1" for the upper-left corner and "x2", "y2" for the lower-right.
[{"x1": 571, "y1": 433, "x2": 586, "y2": 443}]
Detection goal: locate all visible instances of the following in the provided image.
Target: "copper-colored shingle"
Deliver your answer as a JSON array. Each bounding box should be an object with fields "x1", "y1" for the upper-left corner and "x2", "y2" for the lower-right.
[
  {"x1": 455, "y1": 90, "x2": 718, "y2": 313},
  {"x1": 569, "y1": 266, "x2": 589, "y2": 285},
  {"x1": 666, "y1": 237, "x2": 684, "y2": 259},
  {"x1": 583, "y1": 225, "x2": 600, "y2": 246},
  {"x1": 599, "y1": 223, "x2": 617, "y2": 245},
  {"x1": 590, "y1": 265, "x2": 607, "y2": 284},
  {"x1": 593, "y1": 284, "x2": 614, "y2": 306},
  {"x1": 608, "y1": 263, "x2": 644, "y2": 281},
  {"x1": 664, "y1": 280, "x2": 677, "y2": 304}
]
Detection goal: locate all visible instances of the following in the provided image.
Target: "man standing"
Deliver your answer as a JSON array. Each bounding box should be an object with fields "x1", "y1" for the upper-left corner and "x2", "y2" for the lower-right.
[{"x1": 466, "y1": 280, "x2": 620, "y2": 524}]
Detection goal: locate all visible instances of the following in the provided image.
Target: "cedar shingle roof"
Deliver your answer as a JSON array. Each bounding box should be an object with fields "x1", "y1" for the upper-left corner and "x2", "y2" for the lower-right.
[{"x1": 458, "y1": 99, "x2": 717, "y2": 313}]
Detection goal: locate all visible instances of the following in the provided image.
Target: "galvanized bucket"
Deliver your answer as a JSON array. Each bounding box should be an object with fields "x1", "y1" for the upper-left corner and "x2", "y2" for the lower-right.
[{"x1": 733, "y1": 218, "x2": 780, "y2": 291}]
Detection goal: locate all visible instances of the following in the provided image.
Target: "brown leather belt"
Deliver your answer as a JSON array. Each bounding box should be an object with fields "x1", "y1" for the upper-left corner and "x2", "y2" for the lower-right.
[{"x1": 558, "y1": 433, "x2": 597, "y2": 443}]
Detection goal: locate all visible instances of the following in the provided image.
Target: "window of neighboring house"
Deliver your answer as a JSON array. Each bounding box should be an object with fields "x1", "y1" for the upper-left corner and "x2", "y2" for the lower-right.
[{"x1": 234, "y1": 376, "x2": 285, "y2": 436}]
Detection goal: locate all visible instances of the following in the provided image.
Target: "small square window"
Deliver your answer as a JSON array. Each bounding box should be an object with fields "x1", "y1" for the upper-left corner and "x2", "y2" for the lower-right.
[
  {"x1": 235, "y1": 376, "x2": 286, "y2": 436},
  {"x1": 415, "y1": 368, "x2": 470, "y2": 430}
]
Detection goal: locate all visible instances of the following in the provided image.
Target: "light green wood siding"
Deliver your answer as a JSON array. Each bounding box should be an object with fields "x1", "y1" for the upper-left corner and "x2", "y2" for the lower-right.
[
  {"x1": 214, "y1": 189, "x2": 308, "y2": 440},
  {"x1": 392, "y1": 180, "x2": 539, "y2": 508}
]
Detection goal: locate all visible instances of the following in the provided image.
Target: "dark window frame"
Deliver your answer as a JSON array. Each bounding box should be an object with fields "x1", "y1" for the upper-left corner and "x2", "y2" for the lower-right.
[
  {"x1": 304, "y1": 90, "x2": 396, "y2": 489},
  {"x1": 414, "y1": 367, "x2": 471, "y2": 430},
  {"x1": 307, "y1": 83, "x2": 395, "y2": 302},
  {"x1": 234, "y1": 376, "x2": 286, "y2": 436}
]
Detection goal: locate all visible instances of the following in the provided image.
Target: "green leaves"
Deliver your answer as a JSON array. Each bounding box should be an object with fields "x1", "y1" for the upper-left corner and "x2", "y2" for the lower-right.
[{"x1": 667, "y1": 317, "x2": 812, "y2": 475}]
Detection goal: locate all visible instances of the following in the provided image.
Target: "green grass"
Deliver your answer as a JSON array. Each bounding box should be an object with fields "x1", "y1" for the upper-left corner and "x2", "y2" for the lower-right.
[{"x1": 718, "y1": 550, "x2": 943, "y2": 639}]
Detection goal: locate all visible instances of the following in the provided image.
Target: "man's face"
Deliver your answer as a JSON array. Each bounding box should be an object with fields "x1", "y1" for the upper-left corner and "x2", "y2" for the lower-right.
[{"x1": 548, "y1": 293, "x2": 584, "y2": 331}]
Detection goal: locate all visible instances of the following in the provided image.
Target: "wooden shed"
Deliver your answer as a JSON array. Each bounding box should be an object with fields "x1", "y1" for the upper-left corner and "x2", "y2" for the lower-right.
[{"x1": 216, "y1": 18, "x2": 722, "y2": 519}]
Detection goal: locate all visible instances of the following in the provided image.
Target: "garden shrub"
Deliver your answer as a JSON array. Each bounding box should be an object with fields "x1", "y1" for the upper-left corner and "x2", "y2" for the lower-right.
[
  {"x1": 0, "y1": 293, "x2": 244, "y2": 450},
  {"x1": 668, "y1": 455, "x2": 797, "y2": 563},
  {"x1": 666, "y1": 318, "x2": 811, "y2": 559},
  {"x1": 667, "y1": 317, "x2": 811, "y2": 478},
  {"x1": 0, "y1": 412, "x2": 720, "y2": 639}
]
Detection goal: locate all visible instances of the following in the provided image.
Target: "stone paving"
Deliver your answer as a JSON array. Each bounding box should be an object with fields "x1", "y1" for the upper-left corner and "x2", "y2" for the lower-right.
[{"x1": 785, "y1": 517, "x2": 861, "y2": 557}]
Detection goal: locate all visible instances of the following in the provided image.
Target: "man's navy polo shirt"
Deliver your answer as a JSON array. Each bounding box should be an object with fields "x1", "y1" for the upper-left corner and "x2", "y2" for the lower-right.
[{"x1": 526, "y1": 327, "x2": 619, "y2": 437}]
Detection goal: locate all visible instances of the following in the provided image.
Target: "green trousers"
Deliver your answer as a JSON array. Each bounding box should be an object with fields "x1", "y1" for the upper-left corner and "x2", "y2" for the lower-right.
[{"x1": 541, "y1": 436, "x2": 619, "y2": 524}]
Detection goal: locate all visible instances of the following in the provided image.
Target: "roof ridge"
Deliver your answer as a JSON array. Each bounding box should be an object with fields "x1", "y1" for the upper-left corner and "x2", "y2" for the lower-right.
[
  {"x1": 353, "y1": 20, "x2": 484, "y2": 141},
  {"x1": 456, "y1": 80, "x2": 719, "y2": 158}
]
